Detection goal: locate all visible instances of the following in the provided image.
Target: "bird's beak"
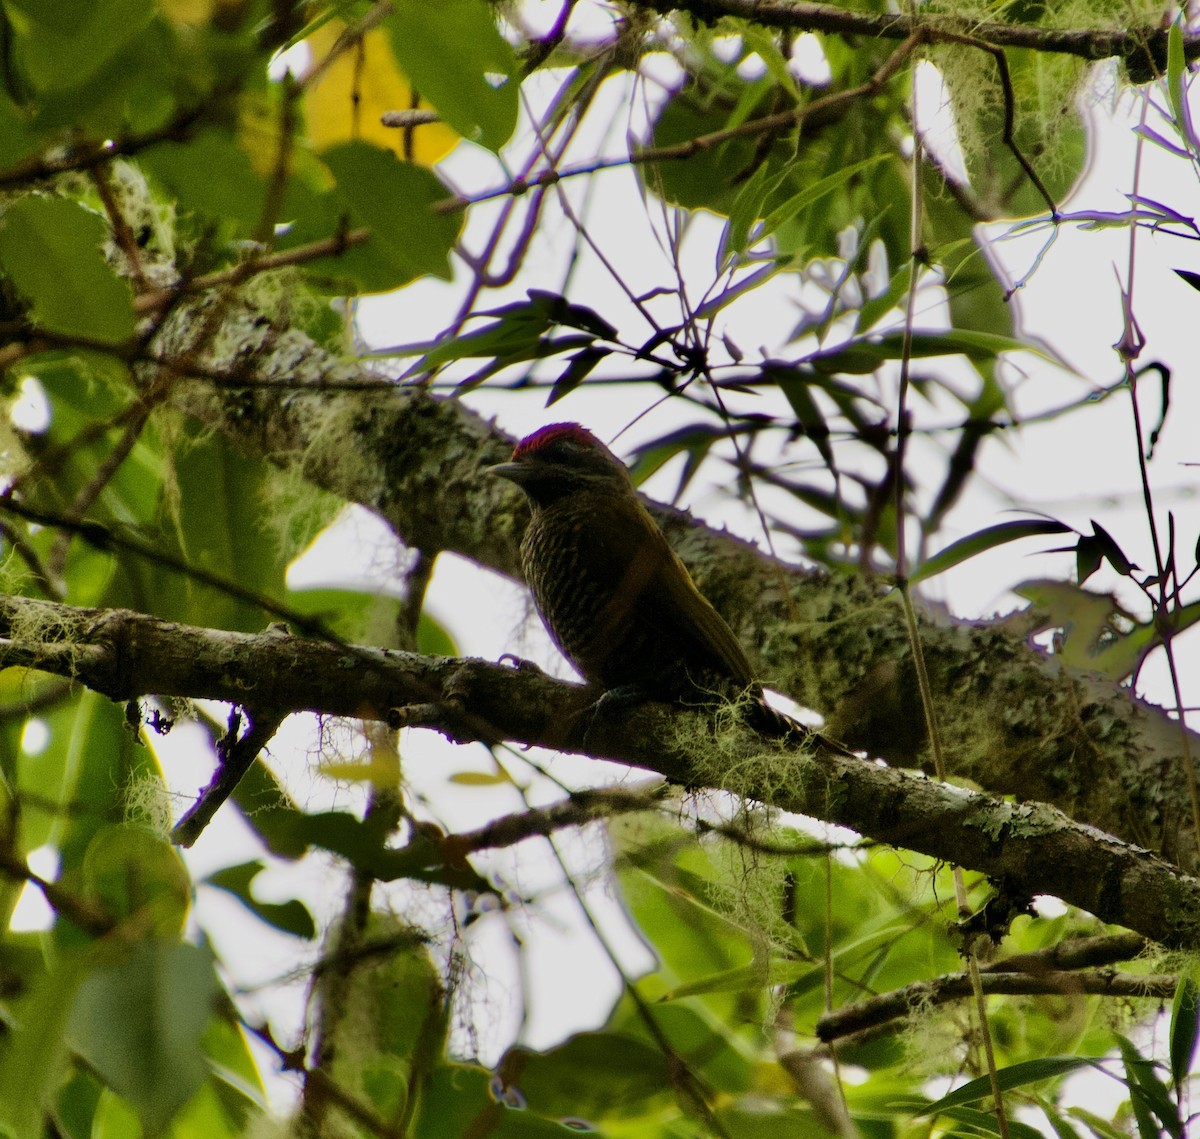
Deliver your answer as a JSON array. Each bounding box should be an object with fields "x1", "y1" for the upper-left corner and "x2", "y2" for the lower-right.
[{"x1": 487, "y1": 461, "x2": 528, "y2": 484}]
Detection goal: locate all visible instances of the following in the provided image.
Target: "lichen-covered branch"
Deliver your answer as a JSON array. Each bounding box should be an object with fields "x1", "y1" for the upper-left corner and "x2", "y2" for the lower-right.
[
  {"x1": 630, "y1": 0, "x2": 1192, "y2": 69},
  {"x1": 2, "y1": 593, "x2": 1199, "y2": 949}
]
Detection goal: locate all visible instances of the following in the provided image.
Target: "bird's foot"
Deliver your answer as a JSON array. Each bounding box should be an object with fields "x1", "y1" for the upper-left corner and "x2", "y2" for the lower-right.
[{"x1": 497, "y1": 652, "x2": 547, "y2": 677}]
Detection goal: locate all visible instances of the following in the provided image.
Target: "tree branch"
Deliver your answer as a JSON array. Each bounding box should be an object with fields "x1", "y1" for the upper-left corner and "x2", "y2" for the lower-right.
[
  {"x1": 630, "y1": 0, "x2": 1187, "y2": 70},
  {"x1": 2, "y1": 594, "x2": 1200, "y2": 949},
  {"x1": 817, "y1": 968, "x2": 1176, "y2": 1043}
]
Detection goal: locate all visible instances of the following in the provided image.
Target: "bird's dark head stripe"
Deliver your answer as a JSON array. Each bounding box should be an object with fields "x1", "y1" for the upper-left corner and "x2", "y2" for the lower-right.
[{"x1": 513, "y1": 423, "x2": 604, "y2": 459}]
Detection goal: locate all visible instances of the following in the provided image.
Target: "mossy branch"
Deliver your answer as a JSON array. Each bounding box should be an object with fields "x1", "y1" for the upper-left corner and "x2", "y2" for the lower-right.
[{"x1": 1, "y1": 593, "x2": 1199, "y2": 949}]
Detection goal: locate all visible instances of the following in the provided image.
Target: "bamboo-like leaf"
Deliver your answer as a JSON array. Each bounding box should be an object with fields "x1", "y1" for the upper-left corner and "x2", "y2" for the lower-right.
[{"x1": 911, "y1": 520, "x2": 1073, "y2": 585}]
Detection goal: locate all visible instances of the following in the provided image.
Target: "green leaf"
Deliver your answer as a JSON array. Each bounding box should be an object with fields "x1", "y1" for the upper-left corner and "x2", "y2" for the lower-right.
[
  {"x1": 7, "y1": 0, "x2": 155, "y2": 90},
  {"x1": 934, "y1": 1104, "x2": 1047, "y2": 1138},
  {"x1": 0, "y1": 197, "x2": 135, "y2": 343},
  {"x1": 0, "y1": 92, "x2": 41, "y2": 169},
  {"x1": 54, "y1": 692, "x2": 162, "y2": 889},
  {"x1": 0, "y1": 950, "x2": 88, "y2": 1139},
  {"x1": 320, "y1": 142, "x2": 461, "y2": 290},
  {"x1": 911, "y1": 519, "x2": 1074, "y2": 584},
  {"x1": 1167, "y1": 20, "x2": 1190, "y2": 153},
  {"x1": 760, "y1": 154, "x2": 888, "y2": 237},
  {"x1": 386, "y1": 0, "x2": 517, "y2": 151},
  {"x1": 67, "y1": 942, "x2": 217, "y2": 1135},
  {"x1": 721, "y1": 164, "x2": 783, "y2": 262},
  {"x1": 82, "y1": 824, "x2": 190, "y2": 938},
  {"x1": 417, "y1": 610, "x2": 458, "y2": 656},
  {"x1": 205, "y1": 860, "x2": 316, "y2": 939},
  {"x1": 498, "y1": 1033, "x2": 673, "y2": 1121},
  {"x1": 138, "y1": 129, "x2": 269, "y2": 235},
  {"x1": 807, "y1": 329, "x2": 1047, "y2": 376},
  {"x1": 1116, "y1": 1033, "x2": 1181, "y2": 1139},
  {"x1": 856, "y1": 261, "x2": 913, "y2": 334},
  {"x1": 1169, "y1": 975, "x2": 1200, "y2": 1088},
  {"x1": 923, "y1": 1057, "x2": 1093, "y2": 1112},
  {"x1": 286, "y1": 587, "x2": 403, "y2": 646}
]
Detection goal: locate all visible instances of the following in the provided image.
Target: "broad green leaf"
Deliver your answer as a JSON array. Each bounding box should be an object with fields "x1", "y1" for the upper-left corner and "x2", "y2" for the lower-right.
[
  {"x1": 305, "y1": 18, "x2": 459, "y2": 164},
  {"x1": 0, "y1": 197, "x2": 135, "y2": 344},
  {"x1": 320, "y1": 142, "x2": 461, "y2": 290},
  {"x1": 911, "y1": 519, "x2": 1073, "y2": 584},
  {"x1": 417, "y1": 610, "x2": 458, "y2": 656},
  {"x1": 1016, "y1": 581, "x2": 1200, "y2": 680},
  {"x1": 52, "y1": 1071, "x2": 105, "y2": 1139},
  {"x1": 0, "y1": 93, "x2": 41, "y2": 169},
  {"x1": 139, "y1": 129, "x2": 269, "y2": 234},
  {"x1": 0, "y1": 950, "x2": 89, "y2": 1139},
  {"x1": 54, "y1": 692, "x2": 161, "y2": 893},
  {"x1": 386, "y1": 0, "x2": 518, "y2": 152},
  {"x1": 498, "y1": 1033, "x2": 673, "y2": 1121},
  {"x1": 82, "y1": 824, "x2": 190, "y2": 938},
  {"x1": 415, "y1": 1064, "x2": 571, "y2": 1138},
  {"x1": 7, "y1": 0, "x2": 154, "y2": 90},
  {"x1": 168, "y1": 1074, "x2": 261, "y2": 1139},
  {"x1": 200, "y1": 1015, "x2": 267, "y2": 1125},
  {"x1": 67, "y1": 942, "x2": 216, "y2": 1135}
]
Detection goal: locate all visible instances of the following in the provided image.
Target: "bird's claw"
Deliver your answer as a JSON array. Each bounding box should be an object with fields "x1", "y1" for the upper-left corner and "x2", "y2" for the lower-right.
[{"x1": 498, "y1": 652, "x2": 547, "y2": 676}]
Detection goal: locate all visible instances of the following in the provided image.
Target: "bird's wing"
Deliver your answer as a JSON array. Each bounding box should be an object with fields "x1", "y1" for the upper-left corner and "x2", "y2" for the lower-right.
[{"x1": 589, "y1": 496, "x2": 756, "y2": 689}]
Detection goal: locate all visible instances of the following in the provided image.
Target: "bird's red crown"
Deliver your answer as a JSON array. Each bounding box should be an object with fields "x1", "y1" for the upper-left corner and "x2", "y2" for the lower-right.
[{"x1": 512, "y1": 422, "x2": 603, "y2": 459}]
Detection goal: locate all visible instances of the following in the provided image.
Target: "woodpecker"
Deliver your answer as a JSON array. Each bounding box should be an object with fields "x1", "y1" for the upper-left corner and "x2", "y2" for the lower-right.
[{"x1": 490, "y1": 422, "x2": 801, "y2": 737}]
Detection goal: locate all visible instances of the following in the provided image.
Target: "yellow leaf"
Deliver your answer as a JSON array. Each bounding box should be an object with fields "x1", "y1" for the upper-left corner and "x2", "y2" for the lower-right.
[
  {"x1": 319, "y1": 738, "x2": 401, "y2": 788},
  {"x1": 447, "y1": 771, "x2": 513, "y2": 786},
  {"x1": 303, "y1": 19, "x2": 459, "y2": 165}
]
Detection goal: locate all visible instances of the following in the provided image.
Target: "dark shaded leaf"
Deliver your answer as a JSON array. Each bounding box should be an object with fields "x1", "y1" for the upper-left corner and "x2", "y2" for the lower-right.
[
  {"x1": 1089, "y1": 521, "x2": 1138, "y2": 576},
  {"x1": 1173, "y1": 268, "x2": 1200, "y2": 293},
  {"x1": 546, "y1": 346, "x2": 612, "y2": 406},
  {"x1": 1116, "y1": 1033, "x2": 1180, "y2": 1139},
  {"x1": 206, "y1": 861, "x2": 316, "y2": 939}
]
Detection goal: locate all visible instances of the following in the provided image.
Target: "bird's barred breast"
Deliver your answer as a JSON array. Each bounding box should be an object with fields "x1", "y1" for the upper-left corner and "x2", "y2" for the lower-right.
[{"x1": 520, "y1": 508, "x2": 657, "y2": 688}]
